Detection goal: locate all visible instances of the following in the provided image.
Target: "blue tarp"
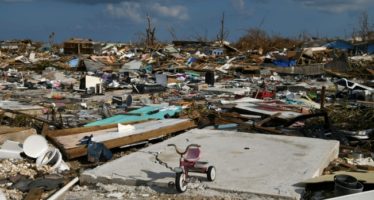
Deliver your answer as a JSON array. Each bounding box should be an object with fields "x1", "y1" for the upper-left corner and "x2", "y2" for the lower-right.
[
  {"x1": 68, "y1": 58, "x2": 79, "y2": 68},
  {"x1": 324, "y1": 40, "x2": 353, "y2": 50},
  {"x1": 38, "y1": 44, "x2": 51, "y2": 52},
  {"x1": 273, "y1": 59, "x2": 296, "y2": 67},
  {"x1": 186, "y1": 57, "x2": 197, "y2": 66},
  {"x1": 368, "y1": 44, "x2": 374, "y2": 54}
]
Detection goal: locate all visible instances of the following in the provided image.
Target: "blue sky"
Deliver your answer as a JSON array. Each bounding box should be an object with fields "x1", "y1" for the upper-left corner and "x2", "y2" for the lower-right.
[{"x1": 0, "y1": 0, "x2": 373, "y2": 43}]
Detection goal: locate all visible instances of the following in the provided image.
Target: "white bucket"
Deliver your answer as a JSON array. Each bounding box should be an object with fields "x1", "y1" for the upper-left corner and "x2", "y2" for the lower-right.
[
  {"x1": 36, "y1": 147, "x2": 62, "y2": 170},
  {"x1": 23, "y1": 135, "x2": 69, "y2": 172}
]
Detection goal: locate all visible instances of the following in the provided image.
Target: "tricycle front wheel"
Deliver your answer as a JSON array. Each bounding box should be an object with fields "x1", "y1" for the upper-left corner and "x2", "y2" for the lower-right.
[
  {"x1": 207, "y1": 166, "x2": 216, "y2": 181},
  {"x1": 176, "y1": 172, "x2": 187, "y2": 192}
]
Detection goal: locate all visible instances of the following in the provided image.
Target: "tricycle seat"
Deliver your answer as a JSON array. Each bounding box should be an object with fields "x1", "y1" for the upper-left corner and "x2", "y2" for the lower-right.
[{"x1": 183, "y1": 147, "x2": 201, "y2": 162}]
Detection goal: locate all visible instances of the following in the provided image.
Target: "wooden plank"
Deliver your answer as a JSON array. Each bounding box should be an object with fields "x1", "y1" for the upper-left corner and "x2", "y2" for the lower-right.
[
  {"x1": 367, "y1": 68, "x2": 374, "y2": 75},
  {"x1": 53, "y1": 120, "x2": 187, "y2": 149},
  {"x1": 0, "y1": 126, "x2": 27, "y2": 135},
  {"x1": 256, "y1": 113, "x2": 281, "y2": 126},
  {"x1": 50, "y1": 119, "x2": 196, "y2": 159},
  {"x1": 253, "y1": 125, "x2": 284, "y2": 135},
  {"x1": 0, "y1": 128, "x2": 36, "y2": 144},
  {"x1": 44, "y1": 120, "x2": 147, "y2": 137}
]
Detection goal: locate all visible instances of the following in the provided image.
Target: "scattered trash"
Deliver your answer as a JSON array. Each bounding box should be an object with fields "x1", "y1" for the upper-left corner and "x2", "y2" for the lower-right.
[{"x1": 0, "y1": 31, "x2": 373, "y2": 200}]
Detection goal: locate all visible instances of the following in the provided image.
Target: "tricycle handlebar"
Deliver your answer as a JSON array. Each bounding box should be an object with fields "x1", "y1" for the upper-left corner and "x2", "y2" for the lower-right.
[{"x1": 168, "y1": 144, "x2": 201, "y2": 155}]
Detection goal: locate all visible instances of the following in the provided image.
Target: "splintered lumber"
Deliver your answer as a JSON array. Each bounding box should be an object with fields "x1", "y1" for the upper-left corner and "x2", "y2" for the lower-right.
[
  {"x1": 46, "y1": 119, "x2": 196, "y2": 159},
  {"x1": 1, "y1": 108, "x2": 63, "y2": 128}
]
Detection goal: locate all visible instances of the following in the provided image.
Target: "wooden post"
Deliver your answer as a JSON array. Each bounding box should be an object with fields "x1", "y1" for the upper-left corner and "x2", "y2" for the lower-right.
[{"x1": 320, "y1": 86, "x2": 326, "y2": 109}]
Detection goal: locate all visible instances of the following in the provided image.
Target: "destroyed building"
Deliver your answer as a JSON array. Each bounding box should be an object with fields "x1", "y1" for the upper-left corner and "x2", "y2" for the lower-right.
[
  {"x1": 0, "y1": 32, "x2": 373, "y2": 200},
  {"x1": 63, "y1": 38, "x2": 100, "y2": 55}
]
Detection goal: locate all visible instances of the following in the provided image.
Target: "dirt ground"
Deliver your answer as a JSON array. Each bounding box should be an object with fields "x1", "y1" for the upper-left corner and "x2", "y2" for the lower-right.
[{"x1": 64, "y1": 183, "x2": 286, "y2": 200}]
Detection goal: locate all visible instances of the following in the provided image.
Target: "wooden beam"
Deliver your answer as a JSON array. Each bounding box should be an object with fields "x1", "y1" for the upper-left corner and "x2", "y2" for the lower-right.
[
  {"x1": 0, "y1": 128, "x2": 36, "y2": 144},
  {"x1": 256, "y1": 112, "x2": 281, "y2": 126},
  {"x1": 49, "y1": 120, "x2": 196, "y2": 159},
  {"x1": 44, "y1": 120, "x2": 148, "y2": 137},
  {"x1": 320, "y1": 86, "x2": 326, "y2": 109}
]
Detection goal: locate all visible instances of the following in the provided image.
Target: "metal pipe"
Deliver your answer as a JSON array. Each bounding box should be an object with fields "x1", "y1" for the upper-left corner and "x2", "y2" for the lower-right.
[{"x1": 47, "y1": 177, "x2": 79, "y2": 200}]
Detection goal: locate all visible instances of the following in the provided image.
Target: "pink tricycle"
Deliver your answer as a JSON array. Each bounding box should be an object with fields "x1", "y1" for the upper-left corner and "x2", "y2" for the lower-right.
[{"x1": 168, "y1": 144, "x2": 216, "y2": 192}]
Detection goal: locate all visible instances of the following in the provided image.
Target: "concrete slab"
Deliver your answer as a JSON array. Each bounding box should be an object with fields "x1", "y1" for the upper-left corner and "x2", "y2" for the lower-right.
[
  {"x1": 0, "y1": 140, "x2": 23, "y2": 159},
  {"x1": 81, "y1": 129, "x2": 339, "y2": 199}
]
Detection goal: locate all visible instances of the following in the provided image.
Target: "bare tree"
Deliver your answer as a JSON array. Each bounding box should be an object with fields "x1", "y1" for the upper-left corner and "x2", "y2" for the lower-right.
[
  {"x1": 48, "y1": 32, "x2": 55, "y2": 52},
  {"x1": 234, "y1": 28, "x2": 299, "y2": 53},
  {"x1": 217, "y1": 12, "x2": 229, "y2": 44},
  {"x1": 167, "y1": 26, "x2": 177, "y2": 41},
  {"x1": 298, "y1": 30, "x2": 311, "y2": 42},
  {"x1": 145, "y1": 14, "x2": 156, "y2": 47},
  {"x1": 358, "y1": 11, "x2": 369, "y2": 42}
]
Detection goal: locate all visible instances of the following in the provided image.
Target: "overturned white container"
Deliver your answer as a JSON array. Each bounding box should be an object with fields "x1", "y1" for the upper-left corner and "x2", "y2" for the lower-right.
[
  {"x1": 23, "y1": 135, "x2": 69, "y2": 172},
  {"x1": 23, "y1": 135, "x2": 49, "y2": 158}
]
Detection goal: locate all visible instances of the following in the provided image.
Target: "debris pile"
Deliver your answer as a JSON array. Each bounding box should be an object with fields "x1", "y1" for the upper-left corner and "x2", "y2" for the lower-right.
[{"x1": 0, "y1": 36, "x2": 373, "y2": 199}]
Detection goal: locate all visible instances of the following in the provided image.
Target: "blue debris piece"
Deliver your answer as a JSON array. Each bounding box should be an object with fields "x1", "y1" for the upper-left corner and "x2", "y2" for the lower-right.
[
  {"x1": 80, "y1": 135, "x2": 112, "y2": 163},
  {"x1": 273, "y1": 59, "x2": 296, "y2": 67},
  {"x1": 324, "y1": 40, "x2": 353, "y2": 50}
]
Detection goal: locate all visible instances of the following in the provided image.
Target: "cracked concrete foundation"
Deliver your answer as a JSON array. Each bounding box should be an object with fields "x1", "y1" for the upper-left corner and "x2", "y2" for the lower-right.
[{"x1": 81, "y1": 129, "x2": 339, "y2": 199}]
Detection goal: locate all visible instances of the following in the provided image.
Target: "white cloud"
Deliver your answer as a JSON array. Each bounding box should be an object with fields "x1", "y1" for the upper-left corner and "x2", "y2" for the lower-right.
[
  {"x1": 106, "y1": 2, "x2": 143, "y2": 22},
  {"x1": 150, "y1": 2, "x2": 188, "y2": 20},
  {"x1": 105, "y1": 1, "x2": 189, "y2": 23},
  {"x1": 231, "y1": 0, "x2": 245, "y2": 10},
  {"x1": 231, "y1": 0, "x2": 253, "y2": 16},
  {"x1": 295, "y1": 0, "x2": 373, "y2": 13}
]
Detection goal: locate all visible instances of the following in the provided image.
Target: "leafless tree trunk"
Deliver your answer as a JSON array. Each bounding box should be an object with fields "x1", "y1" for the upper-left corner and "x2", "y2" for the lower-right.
[
  {"x1": 146, "y1": 14, "x2": 156, "y2": 47},
  {"x1": 359, "y1": 11, "x2": 369, "y2": 42},
  {"x1": 49, "y1": 32, "x2": 55, "y2": 52},
  {"x1": 217, "y1": 12, "x2": 229, "y2": 44}
]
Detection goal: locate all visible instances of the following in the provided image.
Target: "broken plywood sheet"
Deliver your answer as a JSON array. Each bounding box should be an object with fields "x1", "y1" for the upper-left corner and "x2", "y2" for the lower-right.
[
  {"x1": 0, "y1": 101, "x2": 44, "y2": 117},
  {"x1": 0, "y1": 101, "x2": 43, "y2": 111},
  {"x1": 201, "y1": 87, "x2": 251, "y2": 95},
  {"x1": 0, "y1": 126, "x2": 36, "y2": 144},
  {"x1": 235, "y1": 102, "x2": 304, "y2": 119}
]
